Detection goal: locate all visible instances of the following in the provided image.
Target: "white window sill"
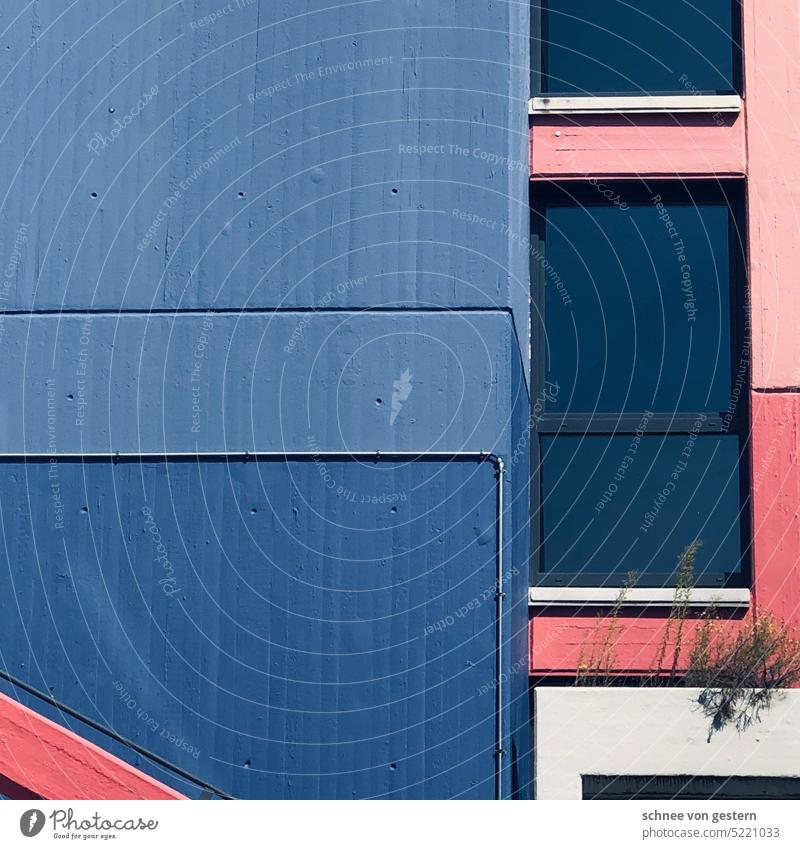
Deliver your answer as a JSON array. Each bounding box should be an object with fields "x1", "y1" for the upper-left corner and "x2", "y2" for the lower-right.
[
  {"x1": 529, "y1": 586, "x2": 750, "y2": 608},
  {"x1": 528, "y1": 94, "x2": 742, "y2": 116}
]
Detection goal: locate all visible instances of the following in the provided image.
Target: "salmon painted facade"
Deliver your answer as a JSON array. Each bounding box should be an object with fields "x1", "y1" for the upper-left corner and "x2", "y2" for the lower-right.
[
  {"x1": 529, "y1": 0, "x2": 800, "y2": 677},
  {"x1": 1, "y1": 0, "x2": 799, "y2": 801}
]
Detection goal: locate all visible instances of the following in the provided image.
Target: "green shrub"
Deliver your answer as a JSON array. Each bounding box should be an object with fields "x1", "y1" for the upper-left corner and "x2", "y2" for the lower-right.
[
  {"x1": 687, "y1": 610, "x2": 800, "y2": 739},
  {"x1": 573, "y1": 540, "x2": 800, "y2": 737}
]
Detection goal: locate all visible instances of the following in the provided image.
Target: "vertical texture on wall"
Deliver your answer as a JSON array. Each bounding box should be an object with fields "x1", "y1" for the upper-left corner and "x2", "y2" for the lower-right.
[
  {"x1": 0, "y1": 460, "x2": 505, "y2": 799},
  {"x1": 751, "y1": 392, "x2": 800, "y2": 624},
  {"x1": 0, "y1": 0, "x2": 527, "y2": 314},
  {"x1": 744, "y1": 0, "x2": 800, "y2": 388},
  {"x1": 0, "y1": 1, "x2": 531, "y2": 798},
  {"x1": 744, "y1": 4, "x2": 800, "y2": 639}
]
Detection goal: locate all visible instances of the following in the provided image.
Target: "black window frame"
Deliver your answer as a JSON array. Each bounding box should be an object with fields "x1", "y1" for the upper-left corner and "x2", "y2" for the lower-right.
[
  {"x1": 530, "y1": 0, "x2": 744, "y2": 98},
  {"x1": 529, "y1": 179, "x2": 752, "y2": 589},
  {"x1": 583, "y1": 774, "x2": 800, "y2": 800}
]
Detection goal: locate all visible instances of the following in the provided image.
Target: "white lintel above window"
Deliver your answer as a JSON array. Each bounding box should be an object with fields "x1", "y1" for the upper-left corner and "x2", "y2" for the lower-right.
[
  {"x1": 528, "y1": 94, "x2": 742, "y2": 116},
  {"x1": 528, "y1": 586, "x2": 750, "y2": 609}
]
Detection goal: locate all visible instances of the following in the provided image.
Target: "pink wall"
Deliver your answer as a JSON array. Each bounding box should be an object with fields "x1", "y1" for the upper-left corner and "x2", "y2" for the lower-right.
[
  {"x1": 0, "y1": 691, "x2": 185, "y2": 800},
  {"x1": 531, "y1": 613, "x2": 719, "y2": 678},
  {"x1": 531, "y1": 392, "x2": 800, "y2": 675},
  {"x1": 751, "y1": 392, "x2": 800, "y2": 621},
  {"x1": 529, "y1": 0, "x2": 800, "y2": 675},
  {"x1": 743, "y1": 0, "x2": 800, "y2": 389},
  {"x1": 531, "y1": 114, "x2": 745, "y2": 179}
]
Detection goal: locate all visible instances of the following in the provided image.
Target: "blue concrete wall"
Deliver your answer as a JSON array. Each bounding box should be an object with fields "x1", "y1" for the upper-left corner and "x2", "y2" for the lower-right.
[
  {"x1": 0, "y1": 458, "x2": 503, "y2": 799},
  {"x1": 0, "y1": 1, "x2": 530, "y2": 798},
  {"x1": 0, "y1": 312, "x2": 514, "y2": 453}
]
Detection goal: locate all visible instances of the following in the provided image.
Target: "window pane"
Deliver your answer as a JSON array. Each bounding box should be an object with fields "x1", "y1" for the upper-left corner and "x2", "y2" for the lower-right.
[
  {"x1": 539, "y1": 0, "x2": 737, "y2": 95},
  {"x1": 544, "y1": 200, "x2": 732, "y2": 414},
  {"x1": 540, "y1": 435, "x2": 743, "y2": 584}
]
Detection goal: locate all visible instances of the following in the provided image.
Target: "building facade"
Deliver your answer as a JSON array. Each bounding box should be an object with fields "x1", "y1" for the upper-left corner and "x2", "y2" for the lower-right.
[
  {"x1": 0, "y1": 0, "x2": 798, "y2": 800},
  {"x1": 529, "y1": 0, "x2": 800, "y2": 799}
]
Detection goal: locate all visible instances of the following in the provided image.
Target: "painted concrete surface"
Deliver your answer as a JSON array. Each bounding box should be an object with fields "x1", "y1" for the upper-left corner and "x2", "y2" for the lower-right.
[
  {"x1": 743, "y1": 0, "x2": 800, "y2": 388},
  {"x1": 528, "y1": 389, "x2": 800, "y2": 676},
  {"x1": 0, "y1": 311, "x2": 518, "y2": 454},
  {"x1": 528, "y1": 0, "x2": 800, "y2": 676},
  {"x1": 751, "y1": 392, "x2": 800, "y2": 624},
  {"x1": 530, "y1": 611, "x2": 722, "y2": 678},
  {"x1": 0, "y1": 458, "x2": 509, "y2": 799},
  {"x1": 0, "y1": 691, "x2": 184, "y2": 800},
  {"x1": 0, "y1": 1, "x2": 532, "y2": 799},
  {"x1": 535, "y1": 687, "x2": 800, "y2": 800},
  {"x1": 0, "y1": 1, "x2": 530, "y2": 323},
  {"x1": 531, "y1": 114, "x2": 746, "y2": 179}
]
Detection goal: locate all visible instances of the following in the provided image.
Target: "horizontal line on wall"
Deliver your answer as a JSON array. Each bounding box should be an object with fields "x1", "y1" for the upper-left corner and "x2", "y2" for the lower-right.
[
  {"x1": 0, "y1": 306, "x2": 513, "y2": 317},
  {"x1": 529, "y1": 586, "x2": 750, "y2": 608},
  {"x1": 529, "y1": 94, "x2": 742, "y2": 116},
  {"x1": 0, "y1": 451, "x2": 502, "y2": 462}
]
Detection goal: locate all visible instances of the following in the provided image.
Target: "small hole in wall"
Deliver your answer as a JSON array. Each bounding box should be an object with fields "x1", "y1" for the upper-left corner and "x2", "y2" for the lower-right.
[
  {"x1": 67, "y1": 394, "x2": 74, "y2": 400},
  {"x1": 391, "y1": 188, "x2": 398, "y2": 195},
  {"x1": 238, "y1": 191, "x2": 245, "y2": 199},
  {"x1": 90, "y1": 192, "x2": 98, "y2": 199},
  {"x1": 375, "y1": 398, "x2": 383, "y2": 406},
  {"x1": 80, "y1": 506, "x2": 89, "y2": 514},
  {"x1": 389, "y1": 763, "x2": 397, "y2": 771},
  {"x1": 243, "y1": 760, "x2": 251, "y2": 769},
  {"x1": 250, "y1": 507, "x2": 258, "y2": 514},
  {"x1": 390, "y1": 506, "x2": 398, "y2": 514}
]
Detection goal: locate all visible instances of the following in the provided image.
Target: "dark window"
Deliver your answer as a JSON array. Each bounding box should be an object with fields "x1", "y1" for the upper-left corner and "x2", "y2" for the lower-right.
[
  {"x1": 532, "y1": 1, "x2": 742, "y2": 96},
  {"x1": 584, "y1": 775, "x2": 800, "y2": 800},
  {"x1": 531, "y1": 181, "x2": 750, "y2": 588},
  {"x1": 545, "y1": 200, "x2": 731, "y2": 413}
]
